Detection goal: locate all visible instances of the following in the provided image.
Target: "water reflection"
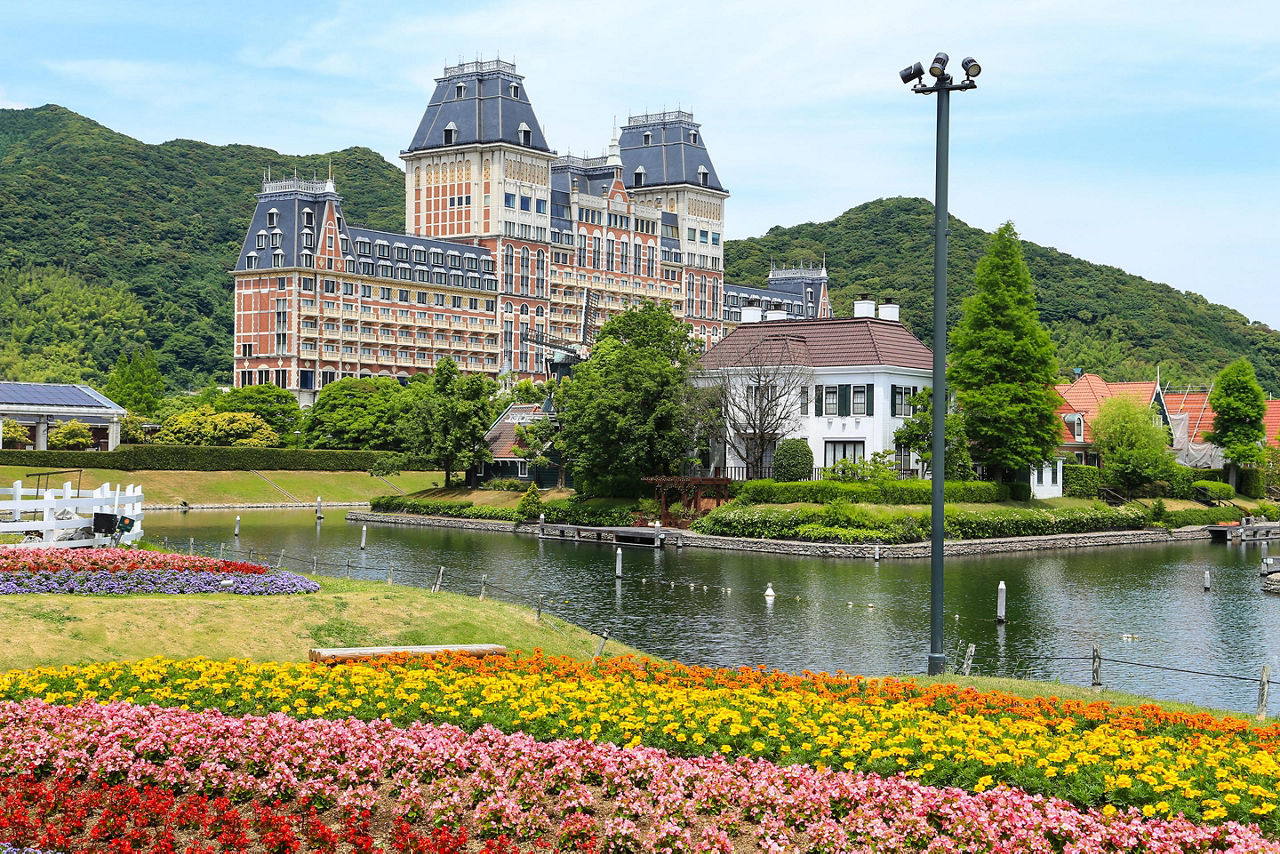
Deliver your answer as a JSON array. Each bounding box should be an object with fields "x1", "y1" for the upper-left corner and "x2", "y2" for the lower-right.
[{"x1": 144, "y1": 509, "x2": 1280, "y2": 713}]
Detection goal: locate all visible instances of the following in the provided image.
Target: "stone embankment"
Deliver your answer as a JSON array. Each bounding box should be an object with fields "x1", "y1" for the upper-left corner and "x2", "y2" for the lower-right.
[{"x1": 347, "y1": 510, "x2": 1211, "y2": 558}]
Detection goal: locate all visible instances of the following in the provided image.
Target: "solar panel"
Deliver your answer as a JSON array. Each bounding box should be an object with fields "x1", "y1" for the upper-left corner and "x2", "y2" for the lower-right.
[{"x1": 0, "y1": 382, "x2": 108, "y2": 408}]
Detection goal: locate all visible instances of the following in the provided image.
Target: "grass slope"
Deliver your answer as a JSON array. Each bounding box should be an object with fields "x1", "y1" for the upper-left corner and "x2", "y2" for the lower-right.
[
  {"x1": 0, "y1": 466, "x2": 442, "y2": 506},
  {"x1": 0, "y1": 575, "x2": 632, "y2": 670}
]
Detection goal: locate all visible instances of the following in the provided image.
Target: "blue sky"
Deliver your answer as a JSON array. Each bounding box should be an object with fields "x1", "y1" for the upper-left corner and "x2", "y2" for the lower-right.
[{"x1": 3, "y1": 0, "x2": 1278, "y2": 331}]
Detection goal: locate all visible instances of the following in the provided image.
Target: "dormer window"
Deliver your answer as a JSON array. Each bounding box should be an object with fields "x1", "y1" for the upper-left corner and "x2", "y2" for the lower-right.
[
  {"x1": 517, "y1": 122, "x2": 531, "y2": 146},
  {"x1": 1074, "y1": 415, "x2": 1084, "y2": 442},
  {"x1": 272, "y1": 250, "x2": 285, "y2": 268},
  {"x1": 245, "y1": 252, "x2": 258, "y2": 270},
  {"x1": 633, "y1": 166, "x2": 646, "y2": 187},
  {"x1": 256, "y1": 230, "x2": 267, "y2": 249},
  {"x1": 302, "y1": 208, "x2": 314, "y2": 227},
  {"x1": 302, "y1": 229, "x2": 314, "y2": 248},
  {"x1": 510, "y1": 83, "x2": 520, "y2": 99},
  {"x1": 689, "y1": 131, "x2": 698, "y2": 144},
  {"x1": 642, "y1": 132, "x2": 652, "y2": 146},
  {"x1": 443, "y1": 121, "x2": 457, "y2": 146},
  {"x1": 455, "y1": 83, "x2": 465, "y2": 99},
  {"x1": 266, "y1": 209, "x2": 279, "y2": 227},
  {"x1": 270, "y1": 230, "x2": 282, "y2": 248},
  {"x1": 697, "y1": 166, "x2": 709, "y2": 187}
]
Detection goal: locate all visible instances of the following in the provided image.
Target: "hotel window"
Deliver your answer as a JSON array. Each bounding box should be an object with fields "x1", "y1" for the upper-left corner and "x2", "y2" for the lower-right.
[
  {"x1": 824, "y1": 441, "x2": 864, "y2": 467},
  {"x1": 267, "y1": 210, "x2": 279, "y2": 227}
]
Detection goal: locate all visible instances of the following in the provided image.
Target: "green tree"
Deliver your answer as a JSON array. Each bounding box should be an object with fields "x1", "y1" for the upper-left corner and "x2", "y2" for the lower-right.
[
  {"x1": 217, "y1": 384, "x2": 303, "y2": 436},
  {"x1": 102, "y1": 345, "x2": 166, "y2": 416},
  {"x1": 154, "y1": 405, "x2": 279, "y2": 447},
  {"x1": 1, "y1": 418, "x2": 26, "y2": 449},
  {"x1": 516, "y1": 483, "x2": 544, "y2": 519},
  {"x1": 302, "y1": 377, "x2": 406, "y2": 450},
  {"x1": 46, "y1": 419, "x2": 95, "y2": 450},
  {"x1": 514, "y1": 415, "x2": 568, "y2": 489},
  {"x1": 557, "y1": 330, "x2": 699, "y2": 496},
  {"x1": 400, "y1": 359, "x2": 498, "y2": 487},
  {"x1": 891, "y1": 388, "x2": 974, "y2": 480},
  {"x1": 1091, "y1": 397, "x2": 1175, "y2": 496},
  {"x1": 1206, "y1": 357, "x2": 1267, "y2": 482},
  {"x1": 595, "y1": 301, "x2": 702, "y2": 366},
  {"x1": 949, "y1": 222, "x2": 1062, "y2": 482}
]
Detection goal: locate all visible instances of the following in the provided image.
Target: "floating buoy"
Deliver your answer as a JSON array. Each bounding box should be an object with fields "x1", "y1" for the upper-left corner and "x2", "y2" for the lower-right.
[
  {"x1": 847, "y1": 601, "x2": 854, "y2": 608},
  {"x1": 702, "y1": 585, "x2": 708, "y2": 592},
  {"x1": 689, "y1": 583, "x2": 695, "y2": 591},
  {"x1": 724, "y1": 588, "x2": 731, "y2": 594},
  {"x1": 764, "y1": 583, "x2": 776, "y2": 599}
]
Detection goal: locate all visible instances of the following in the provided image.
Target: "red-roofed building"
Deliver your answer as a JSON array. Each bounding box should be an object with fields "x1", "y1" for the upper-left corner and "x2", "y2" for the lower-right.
[
  {"x1": 1054, "y1": 373, "x2": 1163, "y2": 466},
  {"x1": 476, "y1": 402, "x2": 572, "y2": 489}
]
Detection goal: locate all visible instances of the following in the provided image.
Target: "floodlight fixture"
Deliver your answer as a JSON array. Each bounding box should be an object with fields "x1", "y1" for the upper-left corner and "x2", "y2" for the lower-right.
[
  {"x1": 929, "y1": 52, "x2": 949, "y2": 78},
  {"x1": 961, "y1": 57, "x2": 981, "y2": 79},
  {"x1": 900, "y1": 62, "x2": 924, "y2": 85}
]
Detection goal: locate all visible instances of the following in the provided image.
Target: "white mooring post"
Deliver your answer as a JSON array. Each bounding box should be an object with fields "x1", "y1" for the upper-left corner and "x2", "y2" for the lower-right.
[
  {"x1": 1258, "y1": 665, "x2": 1272, "y2": 721},
  {"x1": 234, "y1": 516, "x2": 241, "y2": 538},
  {"x1": 996, "y1": 581, "x2": 1007, "y2": 624},
  {"x1": 1204, "y1": 570, "x2": 1212, "y2": 591},
  {"x1": 615, "y1": 547, "x2": 623, "y2": 579},
  {"x1": 316, "y1": 496, "x2": 323, "y2": 520},
  {"x1": 360, "y1": 525, "x2": 367, "y2": 550}
]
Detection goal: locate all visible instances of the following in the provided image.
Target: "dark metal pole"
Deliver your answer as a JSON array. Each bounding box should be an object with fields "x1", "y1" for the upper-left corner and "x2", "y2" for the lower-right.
[{"x1": 928, "y1": 82, "x2": 951, "y2": 676}]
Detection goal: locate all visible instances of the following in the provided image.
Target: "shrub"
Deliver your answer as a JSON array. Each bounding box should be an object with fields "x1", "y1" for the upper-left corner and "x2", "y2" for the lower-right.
[
  {"x1": 368, "y1": 495, "x2": 523, "y2": 522},
  {"x1": 1150, "y1": 498, "x2": 1167, "y2": 524},
  {"x1": 1166, "y1": 465, "x2": 1199, "y2": 500},
  {"x1": 1192, "y1": 480, "x2": 1235, "y2": 501},
  {"x1": 733, "y1": 478, "x2": 1000, "y2": 506},
  {"x1": 822, "y1": 450, "x2": 897, "y2": 483},
  {"x1": 1006, "y1": 482, "x2": 1032, "y2": 502},
  {"x1": 943, "y1": 504, "x2": 1147, "y2": 539},
  {"x1": 0, "y1": 445, "x2": 412, "y2": 472},
  {"x1": 793, "y1": 524, "x2": 918, "y2": 545},
  {"x1": 47, "y1": 420, "x2": 95, "y2": 451},
  {"x1": 772, "y1": 439, "x2": 814, "y2": 483},
  {"x1": 1062, "y1": 465, "x2": 1100, "y2": 498},
  {"x1": 690, "y1": 504, "x2": 825, "y2": 539},
  {"x1": 481, "y1": 478, "x2": 527, "y2": 492},
  {"x1": 1255, "y1": 501, "x2": 1280, "y2": 522},
  {"x1": 1160, "y1": 506, "x2": 1248, "y2": 528},
  {"x1": 516, "y1": 484, "x2": 544, "y2": 519},
  {"x1": 540, "y1": 498, "x2": 637, "y2": 527},
  {"x1": 1238, "y1": 468, "x2": 1265, "y2": 499}
]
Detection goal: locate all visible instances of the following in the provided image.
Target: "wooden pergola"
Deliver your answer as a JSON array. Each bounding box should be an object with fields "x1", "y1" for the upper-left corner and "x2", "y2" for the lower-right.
[{"x1": 641, "y1": 475, "x2": 731, "y2": 527}]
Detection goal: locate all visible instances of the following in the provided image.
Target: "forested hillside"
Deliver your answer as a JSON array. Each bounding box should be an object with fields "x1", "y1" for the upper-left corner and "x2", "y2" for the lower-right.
[
  {"x1": 0, "y1": 105, "x2": 405, "y2": 388},
  {"x1": 726, "y1": 197, "x2": 1280, "y2": 394},
  {"x1": 2, "y1": 107, "x2": 1277, "y2": 394}
]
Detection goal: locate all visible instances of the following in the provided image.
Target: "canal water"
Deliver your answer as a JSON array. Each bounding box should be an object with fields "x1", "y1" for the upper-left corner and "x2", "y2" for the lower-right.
[{"x1": 144, "y1": 508, "x2": 1280, "y2": 714}]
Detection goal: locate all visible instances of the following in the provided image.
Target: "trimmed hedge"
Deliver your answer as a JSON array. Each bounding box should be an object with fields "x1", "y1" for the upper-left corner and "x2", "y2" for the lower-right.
[
  {"x1": 1063, "y1": 465, "x2": 1100, "y2": 498},
  {"x1": 0, "y1": 445, "x2": 414, "y2": 472},
  {"x1": 537, "y1": 499, "x2": 637, "y2": 528},
  {"x1": 943, "y1": 504, "x2": 1148, "y2": 539},
  {"x1": 368, "y1": 495, "x2": 523, "y2": 522},
  {"x1": 1239, "y1": 468, "x2": 1265, "y2": 500},
  {"x1": 792, "y1": 523, "x2": 918, "y2": 545},
  {"x1": 734, "y1": 478, "x2": 1001, "y2": 506},
  {"x1": 1159, "y1": 506, "x2": 1248, "y2": 528},
  {"x1": 1192, "y1": 480, "x2": 1235, "y2": 501},
  {"x1": 690, "y1": 504, "x2": 825, "y2": 539}
]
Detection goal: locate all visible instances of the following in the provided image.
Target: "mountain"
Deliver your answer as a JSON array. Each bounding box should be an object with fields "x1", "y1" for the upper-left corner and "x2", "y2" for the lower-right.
[
  {"x1": 0, "y1": 105, "x2": 406, "y2": 389},
  {"x1": 2, "y1": 107, "x2": 1277, "y2": 395},
  {"x1": 725, "y1": 197, "x2": 1280, "y2": 394}
]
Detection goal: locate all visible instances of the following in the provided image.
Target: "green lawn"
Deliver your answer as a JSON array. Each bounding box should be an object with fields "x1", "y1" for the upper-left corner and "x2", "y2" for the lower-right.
[
  {"x1": 0, "y1": 575, "x2": 637, "y2": 670},
  {"x1": 0, "y1": 466, "x2": 442, "y2": 506}
]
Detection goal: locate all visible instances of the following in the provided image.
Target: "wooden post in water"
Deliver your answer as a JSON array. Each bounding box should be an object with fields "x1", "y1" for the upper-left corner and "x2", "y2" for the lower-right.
[
  {"x1": 1258, "y1": 665, "x2": 1271, "y2": 721},
  {"x1": 1092, "y1": 646, "x2": 1102, "y2": 688},
  {"x1": 248, "y1": 547, "x2": 255, "y2": 563},
  {"x1": 961, "y1": 643, "x2": 975, "y2": 676},
  {"x1": 432, "y1": 566, "x2": 444, "y2": 593},
  {"x1": 277, "y1": 549, "x2": 285, "y2": 569},
  {"x1": 312, "y1": 555, "x2": 318, "y2": 574},
  {"x1": 479, "y1": 574, "x2": 488, "y2": 601},
  {"x1": 344, "y1": 559, "x2": 351, "y2": 578},
  {"x1": 996, "y1": 581, "x2": 1007, "y2": 624},
  {"x1": 188, "y1": 537, "x2": 194, "y2": 555},
  {"x1": 593, "y1": 630, "x2": 610, "y2": 662},
  {"x1": 218, "y1": 542, "x2": 225, "y2": 560},
  {"x1": 234, "y1": 516, "x2": 240, "y2": 538},
  {"x1": 386, "y1": 563, "x2": 393, "y2": 585},
  {"x1": 162, "y1": 536, "x2": 168, "y2": 549},
  {"x1": 536, "y1": 595, "x2": 544, "y2": 622}
]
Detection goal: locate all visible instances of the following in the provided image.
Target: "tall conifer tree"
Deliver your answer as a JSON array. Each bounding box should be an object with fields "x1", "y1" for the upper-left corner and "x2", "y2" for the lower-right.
[
  {"x1": 949, "y1": 223, "x2": 1061, "y2": 482},
  {"x1": 1207, "y1": 357, "x2": 1266, "y2": 480}
]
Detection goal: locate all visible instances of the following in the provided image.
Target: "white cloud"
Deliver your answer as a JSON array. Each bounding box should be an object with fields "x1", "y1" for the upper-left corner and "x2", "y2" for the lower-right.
[{"x1": 0, "y1": 86, "x2": 29, "y2": 109}]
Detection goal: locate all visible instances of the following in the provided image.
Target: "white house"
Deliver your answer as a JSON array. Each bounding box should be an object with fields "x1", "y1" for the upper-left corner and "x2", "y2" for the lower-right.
[{"x1": 697, "y1": 298, "x2": 933, "y2": 478}]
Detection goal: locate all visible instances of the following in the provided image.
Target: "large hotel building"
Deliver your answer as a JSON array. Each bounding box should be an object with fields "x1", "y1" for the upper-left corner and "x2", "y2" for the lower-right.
[{"x1": 233, "y1": 60, "x2": 829, "y2": 401}]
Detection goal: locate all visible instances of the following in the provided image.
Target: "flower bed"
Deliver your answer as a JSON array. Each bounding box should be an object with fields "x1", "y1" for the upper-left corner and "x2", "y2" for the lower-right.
[
  {"x1": 0, "y1": 547, "x2": 317, "y2": 596},
  {"x1": 6, "y1": 654, "x2": 1280, "y2": 831},
  {"x1": 0, "y1": 699, "x2": 1273, "y2": 853},
  {"x1": 0, "y1": 547, "x2": 266, "y2": 575}
]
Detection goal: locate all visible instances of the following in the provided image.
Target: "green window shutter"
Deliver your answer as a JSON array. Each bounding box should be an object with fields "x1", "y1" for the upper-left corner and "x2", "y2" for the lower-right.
[
  {"x1": 837, "y1": 384, "x2": 851, "y2": 417},
  {"x1": 890, "y1": 384, "x2": 899, "y2": 416},
  {"x1": 865, "y1": 384, "x2": 874, "y2": 416},
  {"x1": 814, "y1": 385, "x2": 823, "y2": 416}
]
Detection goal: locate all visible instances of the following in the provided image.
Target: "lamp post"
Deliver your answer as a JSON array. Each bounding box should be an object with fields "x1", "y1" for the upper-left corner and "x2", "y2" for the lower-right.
[
  {"x1": 293, "y1": 430, "x2": 302, "y2": 448},
  {"x1": 900, "y1": 52, "x2": 980, "y2": 675}
]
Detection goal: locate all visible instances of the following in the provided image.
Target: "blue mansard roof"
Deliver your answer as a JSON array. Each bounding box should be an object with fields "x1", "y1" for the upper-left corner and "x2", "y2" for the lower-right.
[
  {"x1": 404, "y1": 60, "x2": 551, "y2": 154},
  {"x1": 619, "y1": 111, "x2": 725, "y2": 193}
]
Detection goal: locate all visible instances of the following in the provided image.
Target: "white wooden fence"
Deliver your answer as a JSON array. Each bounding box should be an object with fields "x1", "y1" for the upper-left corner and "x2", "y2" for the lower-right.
[{"x1": 0, "y1": 480, "x2": 145, "y2": 548}]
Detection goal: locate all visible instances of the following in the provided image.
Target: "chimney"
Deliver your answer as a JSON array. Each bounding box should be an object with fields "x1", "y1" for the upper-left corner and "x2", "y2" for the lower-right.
[
  {"x1": 853, "y1": 294, "x2": 875, "y2": 318},
  {"x1": 764, "y1": 308, "x2": 788, "y2": 321},
  {"x1": 877, "y1": 299, "x2": 899, "y2": 321},
  {"x1": 741, "y1": 305, "x2": 763, "y2": 323}
]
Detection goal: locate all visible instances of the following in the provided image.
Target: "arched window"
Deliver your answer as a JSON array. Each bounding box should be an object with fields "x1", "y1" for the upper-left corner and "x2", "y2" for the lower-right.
[
  {"x1": 519, "y1": 304, "x2": 529, "y2": 316},
  {"x1": 535, "y1": 305, "x2": 545, "y2": 317},
  {"x1": 642, "y1": 132, "x2": 652, "y2": 146},
  {"x1": 504, "y1": 302, "x2": 513, "y2": 314},
  {"x1": 503, "y1": 245, "x2": 514, "y2": 293},
  {"x1": 519, "y1": 247, "x2": 530, "y2": 295},
  {"x1": 535, "y1": 249, "x2": 546, "y2": 297}
]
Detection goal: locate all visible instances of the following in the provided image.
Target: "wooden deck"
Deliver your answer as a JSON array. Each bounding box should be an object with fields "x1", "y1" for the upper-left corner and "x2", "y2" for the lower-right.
[
  {"x1": 309, "y1": 644, "x2": 507, "y2": 665},
  {"x1": 538, "y1": 524, "x2": 664, "y2": 548},
  {"x1": 1209, "y1": 520, "x2": 1280, "y2": 543}
]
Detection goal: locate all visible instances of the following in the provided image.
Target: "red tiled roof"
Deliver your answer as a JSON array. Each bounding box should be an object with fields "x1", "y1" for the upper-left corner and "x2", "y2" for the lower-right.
[
  {"x1": 484, "y1": 403, "x2": 544, "y2": 460},
  {"x1": 1163, "y1": 389, "x2": 1216, "y2": 443},
  {"x1": 1052, "y1": 374, "x2": 1158, "y2": 444},
  {"x1": 1265, "y1": 399, "x2": 1280, "y2": 448},
  {"x1": 700, "y1": 317, "x2": 933, "y2": 371}
]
